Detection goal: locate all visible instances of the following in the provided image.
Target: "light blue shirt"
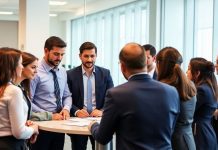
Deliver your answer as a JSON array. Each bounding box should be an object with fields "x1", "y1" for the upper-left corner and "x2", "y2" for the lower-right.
[
  {"x1": 82, "y1": 66, "x2": 96, "y2": 109},
  {"x1": 30, "y1": 59, "x2": 72, "y2": 113}
]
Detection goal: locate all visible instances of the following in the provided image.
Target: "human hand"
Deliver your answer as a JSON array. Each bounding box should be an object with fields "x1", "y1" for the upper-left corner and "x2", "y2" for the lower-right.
[
  {"x1": 59, "y1": 109, "x2": 70, "y2": 120},
  {"x1": 90, "y1": 109, "x2": 102, "y2": 117},
  {"x1": 52, "y1": 113, "x2": 63, "y2": 120},
  {"x1": 29, "y1": 124, "x2": 39, "y2": 135},
  {"x1": 26, "y1": 120, "x2": 34, "y2": 126},
  {"x1": 76, "y1": 109, "x2": 90, "y2": 118},
  {"x1": 214, "y1": 109, "x2": 218, "y2": 120},
  {"x1": 88, "y1": 121, "x2": 97, "y2": 131},
  {"x1": 29, "y1": 134, "x2": 38, "y2": 144}
]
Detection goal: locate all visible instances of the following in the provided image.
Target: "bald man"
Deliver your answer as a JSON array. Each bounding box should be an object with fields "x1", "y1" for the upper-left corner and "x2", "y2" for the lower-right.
[{"x1": 88, "y1": 43, "x2": 180, "y2": 150}]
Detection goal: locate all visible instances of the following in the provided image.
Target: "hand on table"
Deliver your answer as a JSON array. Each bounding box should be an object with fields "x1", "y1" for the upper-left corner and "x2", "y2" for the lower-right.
[
  {"x1": 88, "y1": 121, "x2": 97, "y2": 131},
  {"x1": 76, "y1": 109, "x2": 90, "y2": 118},
  {"x1": 52, "y1": 113, "x2": 63, "y2": 120},
  {"x1": 60, "y1": 109, "x2": 70, "y2": 120},
  {"x1": 90, "y1": 109, "x2": 102, "y2": 117}
]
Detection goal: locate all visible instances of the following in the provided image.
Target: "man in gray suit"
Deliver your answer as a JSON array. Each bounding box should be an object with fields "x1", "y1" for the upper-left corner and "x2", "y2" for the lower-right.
[{"x1": 88, "y1": 42, "x2": 180, "y2": 150}]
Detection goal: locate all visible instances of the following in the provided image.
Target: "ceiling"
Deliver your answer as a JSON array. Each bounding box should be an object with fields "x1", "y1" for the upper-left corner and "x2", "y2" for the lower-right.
[{"x1": 0, "y1": 0, "x2": 97, "y2": 15}]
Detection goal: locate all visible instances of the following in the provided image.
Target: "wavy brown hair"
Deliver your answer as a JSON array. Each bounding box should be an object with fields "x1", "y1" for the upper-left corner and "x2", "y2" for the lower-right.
[
  {"x1": 156, "y1": 47, "x2": 196, "y2": 101},
  {"x1": 21, "y1": 52, "x2": 38, "y2": 98},
  {"x1": 189, "y1": 57, "x2": 218, "y2": 101},
  {"x1": 0, "y1": 48, "x2": 22, "y2": 98}
]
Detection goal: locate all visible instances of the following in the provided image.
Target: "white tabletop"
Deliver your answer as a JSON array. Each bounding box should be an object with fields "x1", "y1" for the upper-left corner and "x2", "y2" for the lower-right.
[{"x1": 35, "y1": 119, "x2": 92, "y2": 135}]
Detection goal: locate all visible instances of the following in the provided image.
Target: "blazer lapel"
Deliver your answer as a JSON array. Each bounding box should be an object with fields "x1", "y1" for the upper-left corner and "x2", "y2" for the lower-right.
[
  {"x1": 78, "y1": 66, "x2": 84, "y2": 101},
  {"x1": 94, "y1": 66, "x2": 100, "y2": 102}
]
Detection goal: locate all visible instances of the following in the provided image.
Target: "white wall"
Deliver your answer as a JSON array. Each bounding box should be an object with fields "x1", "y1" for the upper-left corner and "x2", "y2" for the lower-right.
[{"x1": 0, "y1": 21, "x2": 18, "y2": 48}]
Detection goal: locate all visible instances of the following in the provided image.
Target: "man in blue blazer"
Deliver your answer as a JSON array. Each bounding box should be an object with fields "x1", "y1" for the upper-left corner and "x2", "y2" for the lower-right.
[
  {"x1": 67, "y1": 42, "x2": 114, "y2": 150},
  {"x1": 88, "y1": 43, "x2": 180, "y2": 150}
]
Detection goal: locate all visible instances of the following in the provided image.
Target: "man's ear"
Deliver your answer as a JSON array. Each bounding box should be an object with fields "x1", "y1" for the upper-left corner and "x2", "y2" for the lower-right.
[{"x1": 120, "y1": 61, "x2": 126, "y2": 73}]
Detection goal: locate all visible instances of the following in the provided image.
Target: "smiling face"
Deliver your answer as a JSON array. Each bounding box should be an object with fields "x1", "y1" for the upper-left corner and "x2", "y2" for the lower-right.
[
  {"x1": 79, "y1": 49, "x2": 97, "y2": 70},
  {"x1": 22, "y1": 60, "x2": 38, "y2": 80},
  {"x1": 45, "y1": 46, "x2": 65, "y2": 67}
]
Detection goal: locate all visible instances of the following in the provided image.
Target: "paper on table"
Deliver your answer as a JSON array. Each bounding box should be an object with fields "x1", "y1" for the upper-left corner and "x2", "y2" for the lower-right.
[
  {"x1": 64, "y1": 117, "x2": 101, "y2": 126},
  {"x1": 68, "y1": 117, "x2": 101, "y2": 122},
  {"x1": 63, "y1": 121, "x2": 89, "y2": 127}
]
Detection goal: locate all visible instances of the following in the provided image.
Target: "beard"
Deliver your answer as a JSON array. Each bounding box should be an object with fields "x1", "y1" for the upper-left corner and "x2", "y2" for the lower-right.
[
  {"x1": 48, "y1": 59, "x2": 61, "y2": 67},
  {"x1": 82, "y1": 62, "x2": 94, "y2": 69}
]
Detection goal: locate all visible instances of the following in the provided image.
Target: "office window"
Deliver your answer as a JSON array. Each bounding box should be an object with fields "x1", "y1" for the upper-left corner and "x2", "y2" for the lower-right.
[
  {"x1": 70, "y1": 0, "x2": 148, "y2": 85},
  {"x1": 160, "y1": 0, "x2": 214, "y2": 70},
  {"x1": 194, "y1": 0, "x2": 213, "y2": 60}
]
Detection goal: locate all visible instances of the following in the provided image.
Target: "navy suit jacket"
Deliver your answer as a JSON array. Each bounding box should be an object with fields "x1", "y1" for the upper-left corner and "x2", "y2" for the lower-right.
[
  {"x1": 67, "y1": 65, "x2": 114, "y2": 116},
  {"x1": 91, "y1": 74, "x2": 180, "y2": 150}
]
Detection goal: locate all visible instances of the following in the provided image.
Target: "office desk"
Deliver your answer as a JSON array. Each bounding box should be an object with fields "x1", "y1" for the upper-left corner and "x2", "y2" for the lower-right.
[{"x1": 35, "y1": 119, "x2": 111, "y2": 150}]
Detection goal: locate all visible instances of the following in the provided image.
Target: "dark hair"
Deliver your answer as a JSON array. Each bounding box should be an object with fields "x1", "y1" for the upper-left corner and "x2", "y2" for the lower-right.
[
  {"x1": 119, "y1": 43, "x2": 145, "y2": 70},
  {"x1": 156, "y1": 47, "x2": 196, "y2": 101},
  {"x1": 143, "y1": 44, "x2": 156, "y2": 57},
  {"x1": 21, "y1": 52, "x2": 38, "y2": 98},
  {"x1": 44, "y1": 36, "x2": 66, "y2": 51},
  {"x1": 189, "y1": 57, "x2": 218, "y2": 100},
  {"x1": 79, "y1": 42, "x2": 97, "y2": 54},
  {"x1": 0, "y1": 47, "x2": 22, "y2": 97}
]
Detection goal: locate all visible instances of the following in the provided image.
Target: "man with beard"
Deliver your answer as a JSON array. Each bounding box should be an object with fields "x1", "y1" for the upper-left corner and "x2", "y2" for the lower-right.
[
  {"x1": 67, "y1": 41, "x2": 114, "y2": 150},
  {"x1": 143, "y1": 44, "x2": 157, "y2": 79},
  {"x1": 30, "y1": 36, "x2": 72, "y2": 150}
]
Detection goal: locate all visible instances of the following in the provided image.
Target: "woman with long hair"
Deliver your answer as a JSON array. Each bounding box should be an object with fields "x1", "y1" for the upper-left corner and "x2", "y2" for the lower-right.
[
  {"x1": 187, "y1": 57, "x2": 218, "y2": 150},
  {"x1": 15, "y1": 52, "x2": 55, "y2": 121},
  {"x1": 0, "y1": 48, "x2": 38, "y2": 150},
  {"x1": 156, "y1": 47, "x2": 197, "y2": 150}
]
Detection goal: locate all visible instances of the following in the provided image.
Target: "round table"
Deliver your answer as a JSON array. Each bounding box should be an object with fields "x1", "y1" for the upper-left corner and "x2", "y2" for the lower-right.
[{"x1": 35, "y1": 119, "x2": 112, "y2": 150}]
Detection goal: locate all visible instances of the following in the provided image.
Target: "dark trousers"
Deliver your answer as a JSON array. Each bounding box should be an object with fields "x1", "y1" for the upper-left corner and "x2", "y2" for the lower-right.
[
  {"x1": 69, "y1": 134, "x2": 95, "y2": 150},
  {"x1": 31, "y1": 130, "x2": 65, "y2": 150},
  {"x1": 0, "y1": 136, "x2": 26, "y2": 150}
]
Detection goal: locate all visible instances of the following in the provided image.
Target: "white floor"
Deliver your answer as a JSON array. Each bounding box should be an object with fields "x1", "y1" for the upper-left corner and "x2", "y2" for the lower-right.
[
  {"x1": 64, "y1": 135, "x2": 93, "y2": 150},
  {"x1": 64, "y1": 134, "x2": 115, "y2": 150}
]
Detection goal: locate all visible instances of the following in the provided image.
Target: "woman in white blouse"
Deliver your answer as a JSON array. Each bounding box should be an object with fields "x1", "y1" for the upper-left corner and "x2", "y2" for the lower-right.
[{"x1": 0, "y1": 48, "x2": 38, "y2": 150}]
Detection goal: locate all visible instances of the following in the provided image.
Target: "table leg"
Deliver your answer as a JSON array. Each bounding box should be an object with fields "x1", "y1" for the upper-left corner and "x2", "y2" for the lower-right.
[{"x1": 95, "y1": 140, "x2": 113, "y2": 150}]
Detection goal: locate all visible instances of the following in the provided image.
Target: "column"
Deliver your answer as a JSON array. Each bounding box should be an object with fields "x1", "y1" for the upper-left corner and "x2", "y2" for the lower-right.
[{"x1": 19, "y1": 0, "x2": 49, "y2": 58}]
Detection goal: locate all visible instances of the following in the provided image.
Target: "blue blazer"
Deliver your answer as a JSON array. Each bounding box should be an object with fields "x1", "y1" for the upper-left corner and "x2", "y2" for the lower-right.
[
  {"x1": 91, "y1": 74, "x2": 180, "y2": 150},
  {"x1": 67, "y1": 65, "x2": 114, "y2": 116}
]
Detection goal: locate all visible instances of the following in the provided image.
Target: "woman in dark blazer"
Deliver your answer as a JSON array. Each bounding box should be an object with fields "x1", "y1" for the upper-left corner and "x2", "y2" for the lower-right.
[
  {"x1": 187, "y1": 57, "x2": 218, "y2": 150},
  {"x1": 156, "y1": 47, "x2": 197, "y2": 150}
]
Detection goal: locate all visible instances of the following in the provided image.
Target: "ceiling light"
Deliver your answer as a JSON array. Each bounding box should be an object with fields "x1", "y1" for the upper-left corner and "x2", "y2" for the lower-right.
[
  {"x1": 49, "y1": 1, "x2": 67, "y2": 6},
  {"x1": 0, "y1": 11, "x2": 13, "y2": 15},
  {"x1": 49, "y1": 14, "x2": 57, "y2": 17}
]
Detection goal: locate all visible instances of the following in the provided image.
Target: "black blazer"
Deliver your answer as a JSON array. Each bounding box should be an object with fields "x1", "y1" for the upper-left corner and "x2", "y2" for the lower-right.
[{"x1": 67, "y1": 65, "x2": 114, "y2": 116}]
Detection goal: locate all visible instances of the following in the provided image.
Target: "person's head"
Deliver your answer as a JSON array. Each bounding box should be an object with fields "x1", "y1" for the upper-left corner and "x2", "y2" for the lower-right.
[
  {"x1": 119, "y1": 43, "x2": 146, "y2": 80},
  {"x1": 79, "y1": 42, "x2": 97, "y2": 70},
  {"x1": 156, "y1": 47, "x2": 196, "y2": 100},
  {"x1": 0, "y1": 47, "x2": 23, "y2": 97},
  {"x1": 20, "y1": 52, "x2": 38, "y2": 97},
  {"x1": 187, "y1": 57, "x2": 218, "y2": 100},
  {"x1": 22, "y1": 52, "x2": 38, "y2": 80},
  {"x1": 44, "y1": 36, "x2": 66, "y2": 68},
  {"x1": 143, "y1": 44, "x2": 156, "y2": 67}
]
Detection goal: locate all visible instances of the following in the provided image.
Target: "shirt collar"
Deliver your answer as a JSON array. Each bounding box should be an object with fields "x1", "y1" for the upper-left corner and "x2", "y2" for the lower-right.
[{"x1": 82, "y1": 65, "x2": 95, "y2": 76}]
